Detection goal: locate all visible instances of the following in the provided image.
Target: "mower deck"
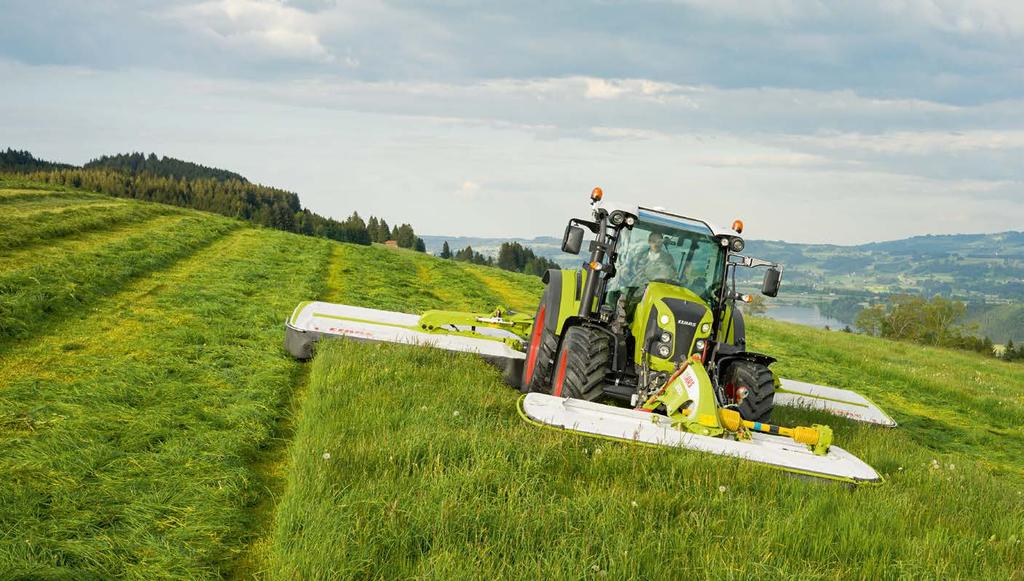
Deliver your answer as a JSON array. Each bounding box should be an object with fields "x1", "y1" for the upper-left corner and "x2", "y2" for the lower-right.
[
  {"x1": 285, "y1": 300, "x2": 525, "y2": 381},
  {"x1": 519, "y1": 393, "x2": 882, "y2": 484}
]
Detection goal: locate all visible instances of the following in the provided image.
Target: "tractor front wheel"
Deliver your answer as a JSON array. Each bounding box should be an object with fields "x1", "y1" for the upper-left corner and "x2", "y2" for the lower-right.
[
  {"x1": 723, "y1": 360, "x2": 775, "y2": 422},
  {"x1": 551, "y1": 326, "x2": 610, "y2": 401}
]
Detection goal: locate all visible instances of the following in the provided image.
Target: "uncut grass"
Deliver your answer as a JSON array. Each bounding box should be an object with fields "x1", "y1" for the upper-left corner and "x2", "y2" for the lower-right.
[
  {"x1": 0, "y1": 200, "x2": 178, "y2": 251},
  {"x1": 270, "y1": 340, "x2": 1024, "y2": 579},
  {"x1": 326, "y1": 244, "x2": 518, "y2": 312},
  {"x1": 749, "y1": 317, "x2": 1024, "y2": 476},
  {"x1": 0, "y1": 213, "x2": 237, "y2": 342},
  {"x1": 0, "y1": 228, "x2": 332, "y2": 578}
]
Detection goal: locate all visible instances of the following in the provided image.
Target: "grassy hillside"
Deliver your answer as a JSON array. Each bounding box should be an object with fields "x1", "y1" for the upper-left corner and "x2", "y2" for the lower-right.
[{"x1": 2, "y1": 180, "x2": 1022, "y2": 578}]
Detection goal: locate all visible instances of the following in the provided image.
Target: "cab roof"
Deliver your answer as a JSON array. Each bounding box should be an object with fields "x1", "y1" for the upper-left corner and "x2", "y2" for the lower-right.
[{"x1": 598, "y1": 201, "x2": 732, "y2": 237}]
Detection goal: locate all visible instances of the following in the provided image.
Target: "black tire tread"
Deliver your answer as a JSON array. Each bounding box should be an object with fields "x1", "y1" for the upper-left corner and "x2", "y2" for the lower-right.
[
  {"x1": 554, "y1": 326, "x2": 611, "y2": 401},
  {"x1": 521, "y1": 328, "x2": 559, "y2": 393},
  {"x1": 725, "y1": 361, "x2": 775, "y2": 422}
]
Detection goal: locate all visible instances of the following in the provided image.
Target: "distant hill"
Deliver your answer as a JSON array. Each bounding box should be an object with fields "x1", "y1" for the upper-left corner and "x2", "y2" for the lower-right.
[
  {"x1": 742, "y1": 232, "x2": 1024, "y2": 305},
  {"x1": 84, "y1": 152, "x2": 248, "y2": 182},
  {"x1": 2, "y1": 147, "x2": 426, "y2": 251}
]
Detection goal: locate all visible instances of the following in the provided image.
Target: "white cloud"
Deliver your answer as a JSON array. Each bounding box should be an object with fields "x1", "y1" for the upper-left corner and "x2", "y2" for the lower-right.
[
  {"x1": 167, "y1": 0, "x2": 334, "y2": 62},
  {"x1": 786, "y1": 130, "x2": 1024, "y2": 155}
]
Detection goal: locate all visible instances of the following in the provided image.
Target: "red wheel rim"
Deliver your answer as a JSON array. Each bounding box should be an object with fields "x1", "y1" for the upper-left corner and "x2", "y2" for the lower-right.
[
  {"x1": 523, "y1": 305, "x2": 546, "y2": 385},
  {"x1": 553, "y1": 348, "x2": 569, "y2": 397}
]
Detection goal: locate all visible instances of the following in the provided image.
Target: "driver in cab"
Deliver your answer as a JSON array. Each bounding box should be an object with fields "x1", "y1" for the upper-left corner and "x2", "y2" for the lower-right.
[{"x1": 626, "y1": 231, "x2": 676, "y2": 286}]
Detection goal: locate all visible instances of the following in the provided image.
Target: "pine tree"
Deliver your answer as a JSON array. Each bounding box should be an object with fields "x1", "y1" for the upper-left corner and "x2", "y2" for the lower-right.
[
  {"x1": 415, "y1": 237, "x2": 426, "y2": 253},
  {"x1": 367, "y1": 216, "x2": 380, "y2": 242},
  {"x1": 440, "y1": 241, "x2": 452, "y2": 259},
  {"x1": 394, "y1": 224, "x2": 416, "y2": 248}
]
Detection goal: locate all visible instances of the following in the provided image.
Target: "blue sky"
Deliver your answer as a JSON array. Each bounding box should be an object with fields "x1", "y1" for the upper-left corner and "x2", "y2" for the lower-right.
[{"x1": 1, "y1": 0, "x2": 1021, "y2": 243}]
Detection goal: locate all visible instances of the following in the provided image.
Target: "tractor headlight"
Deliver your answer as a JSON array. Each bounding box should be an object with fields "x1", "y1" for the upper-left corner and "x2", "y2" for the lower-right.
[
  {"x1": 660, "y1": 332, "x2": 671, "y2": 343},
  {"x1": 694, "y1": 339, "x2": 706, "y2": 352},
  {"x1": 730, "y1": 237, "x2": 745, "y2": 252},
  {"x1": 609, "y1": 211, "x2": 624, "y2": 226},
  {"x1": 656, "y1": 344, "x2": 671, "y2": 358},
  {"x1": 625, "y1": 216, "x2": 636, "y2": 226},
  {"x1": 700, "y1": 323, "x2": 711, "y2": 334}
]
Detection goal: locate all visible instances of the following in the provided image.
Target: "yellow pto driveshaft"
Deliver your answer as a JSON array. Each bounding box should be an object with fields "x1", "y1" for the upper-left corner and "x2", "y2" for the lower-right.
[{"x1": 718, "y1": 409, "x2": 834, "y2": 455}]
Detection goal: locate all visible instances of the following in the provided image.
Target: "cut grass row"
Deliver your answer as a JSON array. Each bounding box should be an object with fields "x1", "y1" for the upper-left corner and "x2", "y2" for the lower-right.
[
  {"x1": 268, "y1": 339, "x2": 1024, "y2": 579},
  {"x1": 0, "y1": 213, "x2": 237, "y2": 342},
  {"x1": 0, "y1": 188, "x2": 110, "y2": 209},
  {"x1": 0, "y1": 228, "x2": 333, "y2": 578},
  {"x1": 0, "y1": 200, "x2": 178, "y2": 251}
]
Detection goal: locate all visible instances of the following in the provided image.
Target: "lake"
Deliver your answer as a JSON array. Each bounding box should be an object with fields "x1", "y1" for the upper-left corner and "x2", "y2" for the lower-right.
[{"x1": 760, "y1": 304, "x2": 848, "y2": 330}]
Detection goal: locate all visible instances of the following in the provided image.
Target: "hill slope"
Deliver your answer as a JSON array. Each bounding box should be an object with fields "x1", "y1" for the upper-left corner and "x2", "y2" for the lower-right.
[{"x1": 1, "y1": 181, "x2": 1022, "y2": 578}]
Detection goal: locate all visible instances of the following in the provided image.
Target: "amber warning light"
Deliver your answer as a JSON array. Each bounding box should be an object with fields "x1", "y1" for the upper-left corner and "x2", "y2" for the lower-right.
[
  {"x1": 591, "y1": 187, "x2": 604, "y2": 202},
  {"x1": 732, "y1": 219, "x2": 744, "y2": 234}
]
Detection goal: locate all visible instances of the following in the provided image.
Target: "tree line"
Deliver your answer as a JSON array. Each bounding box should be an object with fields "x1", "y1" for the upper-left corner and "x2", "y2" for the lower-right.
[
  {"x1": 854, "y1": 294, "x2": 1013, "y2": 360},
  {"x1": 2, "y1": 149, "x2": 425, "y2": 250},
  {"x1": 85, "y1": 152, "x2": 248, "y2": 182},
  {"x1": 438, "y1": 240, "x2": 560, "y2": 277},
  {"x1": 0, "y1": 148, "x2": 73, "y2": 171}
]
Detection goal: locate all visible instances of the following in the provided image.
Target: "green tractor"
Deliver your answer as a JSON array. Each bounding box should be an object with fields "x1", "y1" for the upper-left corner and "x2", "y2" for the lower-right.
[
  {"x1": 285, "y1": 188, "x2": 893, "y2": 483},
  {"x1": 521, "y1": 187, "x2": 784, "y2": 422}
]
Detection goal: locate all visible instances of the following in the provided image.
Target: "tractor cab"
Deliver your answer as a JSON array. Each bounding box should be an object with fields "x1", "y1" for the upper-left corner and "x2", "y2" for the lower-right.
[{"x1": 605, "y1": 208, "x2": 727, "y2": 319}]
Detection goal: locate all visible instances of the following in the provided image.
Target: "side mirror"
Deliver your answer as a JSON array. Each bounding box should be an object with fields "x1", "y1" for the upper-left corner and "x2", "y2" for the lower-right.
[
  {"x1": 562, "y1": 224, "x2": 584, "y2": 255},
  {"x1": 762, "y1": 266, "x2": 783, "y2": 297}
]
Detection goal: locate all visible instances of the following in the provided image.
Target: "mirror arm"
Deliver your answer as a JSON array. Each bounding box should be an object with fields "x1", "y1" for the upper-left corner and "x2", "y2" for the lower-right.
[
  {"x1": 570, "y1": 218, "x2": 600, "y2": 234},
  {"x1": 729, "y1": 254, "x2": 778, "y2": 270}
]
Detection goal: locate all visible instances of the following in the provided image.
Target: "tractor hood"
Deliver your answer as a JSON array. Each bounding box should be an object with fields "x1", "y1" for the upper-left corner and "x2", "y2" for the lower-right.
[{"x1": 630, "y1": 281, "x2": 715, "y2": 372}]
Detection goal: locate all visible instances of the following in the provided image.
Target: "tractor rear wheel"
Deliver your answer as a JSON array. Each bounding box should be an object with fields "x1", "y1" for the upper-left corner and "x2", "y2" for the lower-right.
[
  {"x1": 520, "y1": 303, "x2": 559, "y2": 393},
  {"x1": 551, "y1": 326, "x2": 610, "y2": 401},
  {"x1": 723, "y1": 360, "x2": 775, "y2": 422}
]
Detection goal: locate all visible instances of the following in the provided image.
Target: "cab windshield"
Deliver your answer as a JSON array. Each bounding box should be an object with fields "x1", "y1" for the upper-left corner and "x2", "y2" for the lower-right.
[{"x1": 607, "y1": 212, "x2": 725, "y2": 305}]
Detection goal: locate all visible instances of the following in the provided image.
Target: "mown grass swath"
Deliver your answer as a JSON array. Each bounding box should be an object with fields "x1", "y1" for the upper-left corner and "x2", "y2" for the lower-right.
[
  {"x1": 0, "y1": 200, "x2": 176, "y2": 251},
  {"x1": 0, "y1": 212, "x2": 236, "y2": 342},
  {"x1": 0, "y1": 228, "x2": 332, "y2": 578}
]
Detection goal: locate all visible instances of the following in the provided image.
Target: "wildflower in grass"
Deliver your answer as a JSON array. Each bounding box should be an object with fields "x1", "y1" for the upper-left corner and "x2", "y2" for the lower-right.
[
  {"x1": 322, "y1": 452, "x2": 331, "y2": 460},
  {"x1": 718, "y1": 485, "x2": 727, "y2": 493},
  {"x1": 452, "y1": 410, "x2": 460, "y2": 417},
  {"x1": 630, "y1": 501, "x2": 638, "y2": 508}
]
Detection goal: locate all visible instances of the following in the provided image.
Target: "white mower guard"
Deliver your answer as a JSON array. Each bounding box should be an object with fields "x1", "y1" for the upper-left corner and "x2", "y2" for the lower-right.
[
  {"x1": 285, "y1": 301, "x2": 896, "y2": 428},
  {"x1": 520, "y1": 393, "x2": 882, "y2": 484}
]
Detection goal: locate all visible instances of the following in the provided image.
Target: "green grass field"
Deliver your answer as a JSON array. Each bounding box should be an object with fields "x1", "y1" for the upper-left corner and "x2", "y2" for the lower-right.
[{"x1": 1, "y1": 181, "x2": 1022, "y2": 579}]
